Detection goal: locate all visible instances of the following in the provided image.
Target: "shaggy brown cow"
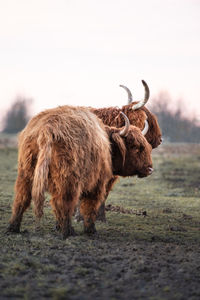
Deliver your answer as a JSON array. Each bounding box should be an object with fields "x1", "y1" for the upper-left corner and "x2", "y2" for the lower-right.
[
  {"x1": 8, "y1": 105, "x2": 153, "y2": 238},
  {"x1": 75, "y1": 80, "x2": 162, "y2": 221},
  {"x1": 91, "y1": 80, "x2": 162, "y2": 149}
]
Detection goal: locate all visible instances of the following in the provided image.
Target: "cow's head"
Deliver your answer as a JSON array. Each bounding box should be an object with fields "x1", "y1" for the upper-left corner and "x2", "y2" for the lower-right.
[
  {"x1": 106, "y1": 112, "x2": 153, "y2": 178},
  {"x1": 120, "y1": 80, "x2": 162, "y2": 149}
]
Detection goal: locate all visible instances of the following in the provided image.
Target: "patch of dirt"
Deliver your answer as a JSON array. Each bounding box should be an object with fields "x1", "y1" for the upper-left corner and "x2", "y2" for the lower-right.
[
  {"x1": 105, "y1": 204, "x2": 147, "y2": 216},
  {"x1": 1, "y1": 146, "x2": 200, "y2": 300},
  {"x1": 1, "y1": 230, "x2": 200, "y2": 300}
]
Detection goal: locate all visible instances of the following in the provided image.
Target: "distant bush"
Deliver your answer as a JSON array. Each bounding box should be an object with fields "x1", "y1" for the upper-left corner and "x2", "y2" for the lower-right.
[
  {"x1": 2, "y1": 97, "x2": 32, "y2": 134},
  {"x1": 149, "y1": 92, "x2": 200, "y2": 143}
]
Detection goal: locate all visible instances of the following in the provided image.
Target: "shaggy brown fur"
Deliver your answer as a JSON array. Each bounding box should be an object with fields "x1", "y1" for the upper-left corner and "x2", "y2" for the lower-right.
[
  {"x1": 8, "y1": 105, "x2": 152, "y2": 238},
  {"x1": 75, "y1": 103, "x2": 161, "y2": 221},
  {"x1": 91, "y1": 103, "x2": 162, "y2": 149}
]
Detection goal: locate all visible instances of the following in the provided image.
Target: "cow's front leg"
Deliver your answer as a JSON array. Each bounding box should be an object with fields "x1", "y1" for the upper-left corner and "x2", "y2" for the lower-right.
[
  {"x1": 62, "y1": 217, "x2": 76, "y2": 239},
  {"x1": 96, "y1": 176, "x2": 119, "y2": 222}
]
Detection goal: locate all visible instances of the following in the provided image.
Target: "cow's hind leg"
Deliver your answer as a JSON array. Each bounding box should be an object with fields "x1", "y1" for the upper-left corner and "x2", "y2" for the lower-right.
[
  {"x1": 50, "y1": 186, "x2": 80, "y2": 239},
  {"x1": 8, "y1": 172, "x2": 32, "y2": 233},
  {"x1": 74, "y1": 177, "x2": 118, "y2": 223},
  {"x1": 80, "y1": 194, "x2": 103, "y2": 234}
]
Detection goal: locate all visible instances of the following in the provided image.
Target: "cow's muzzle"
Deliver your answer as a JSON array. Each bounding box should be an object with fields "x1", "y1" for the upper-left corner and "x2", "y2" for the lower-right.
[{"x1": 137, "y1": 166, "x2": 154, "y2": 178}]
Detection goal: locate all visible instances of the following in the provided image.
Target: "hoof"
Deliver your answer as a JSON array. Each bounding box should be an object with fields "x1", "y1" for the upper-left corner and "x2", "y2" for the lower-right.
[
  {"x1": 6, "y1": 223, "x2": 20, "y2": 234},
  {"x1": 62, "y1": 226, "x2": 76, "y2": 239},
  {"x1": 84, "y1": 223, "x2": 97, "y2": 235}
]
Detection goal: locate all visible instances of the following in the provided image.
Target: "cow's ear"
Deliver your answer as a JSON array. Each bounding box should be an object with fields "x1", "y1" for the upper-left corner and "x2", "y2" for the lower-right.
[
  {"x1": 111, "y1": 133, "x2": 126, "y2": 164},
  {"x1": 105, "y1": 126, "x2": 115, "y2": 139}
]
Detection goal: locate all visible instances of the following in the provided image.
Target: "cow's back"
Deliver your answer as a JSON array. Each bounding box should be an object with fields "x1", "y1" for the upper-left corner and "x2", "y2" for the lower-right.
[{"x1": 19, "y1": 105, "x2": 112, "y2": 194}]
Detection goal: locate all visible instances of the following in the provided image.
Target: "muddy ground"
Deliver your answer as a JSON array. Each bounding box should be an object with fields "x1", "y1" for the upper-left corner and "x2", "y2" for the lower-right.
[{"x1": 0, "y1": 144, "x2": 200, "y2": 299}]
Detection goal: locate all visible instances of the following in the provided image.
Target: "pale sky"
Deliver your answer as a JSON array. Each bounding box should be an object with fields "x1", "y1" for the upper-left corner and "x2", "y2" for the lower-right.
[{"x1": 0, "y1": 0, "x2": 200, "y2": 119}]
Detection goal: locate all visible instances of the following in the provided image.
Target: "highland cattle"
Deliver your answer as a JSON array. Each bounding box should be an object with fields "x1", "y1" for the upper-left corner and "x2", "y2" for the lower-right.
[
  {"x1": 8, "y1": 105, "x2": 153, "y2": 238},
  {"x1": 75, "y1": 80, "x2": 162, "y2": 221},
  {"x1": 91, "y1": 80, "x2": 162, "y2": 149}
]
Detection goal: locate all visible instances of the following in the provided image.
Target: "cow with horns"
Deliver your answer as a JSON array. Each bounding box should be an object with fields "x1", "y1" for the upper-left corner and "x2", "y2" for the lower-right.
[
  {"x1": 75, "y1": 80, "x2": 162, "y2": 221},
  {"x1": 91, "y1": 80, "x2": 162, "y2": 149},
  {"x1": 8, "y1": 105, "x2": 153, "y2": 238}
]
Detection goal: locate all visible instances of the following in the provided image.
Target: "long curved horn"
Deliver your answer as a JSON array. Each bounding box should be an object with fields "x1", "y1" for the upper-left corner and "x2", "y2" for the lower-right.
[
  {"x1": 119, "y1": 85, "x2": 133, "y2": 104},
  {"x1": 131, "y1": 80, "x2": 150, "y2": 110},
  {"x1": 119, "y1": 112, "x2": 130, "y2": 137},
  {"x1": 141, "y1": 119, "x2": 149, "y2": 136}
]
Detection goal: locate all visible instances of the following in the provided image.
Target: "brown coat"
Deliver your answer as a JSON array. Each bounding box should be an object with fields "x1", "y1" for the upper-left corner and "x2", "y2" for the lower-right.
[
  {"x1": 87, "y1": 103, "x2": 161, "y2": 214},
  {"x1": 8, "y1": 105, "x2": 152, "y2": 238},
  {"x1": 91, "y1": 103, "x2": 162, "y2": 149}
]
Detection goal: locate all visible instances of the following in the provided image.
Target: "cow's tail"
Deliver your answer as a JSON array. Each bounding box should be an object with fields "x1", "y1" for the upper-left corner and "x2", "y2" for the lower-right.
[{"x1": 32, "y1": 130, "x2": 52, "y2": 219}]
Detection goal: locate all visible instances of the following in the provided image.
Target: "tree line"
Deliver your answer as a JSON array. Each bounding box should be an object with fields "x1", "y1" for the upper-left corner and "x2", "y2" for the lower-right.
[
  {"x1": 1, "y1": 93, "x2": 200, "y2": 143},
  {"x1": 149, "y1": 92, "x2": 200, "y2": 143},
  {"x1": 1, "y1": 97, "x2": 32, "y2": 134}
]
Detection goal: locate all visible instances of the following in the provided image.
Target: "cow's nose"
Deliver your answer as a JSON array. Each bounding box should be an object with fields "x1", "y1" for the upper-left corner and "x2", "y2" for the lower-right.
[{"x1": 148, "y1": 167, "x2": 154, "y2": 174}]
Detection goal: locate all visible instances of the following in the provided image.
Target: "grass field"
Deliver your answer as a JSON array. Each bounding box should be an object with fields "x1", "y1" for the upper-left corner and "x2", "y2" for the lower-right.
[{"x1": 0, "y1": 144, "x2": 200, "y2": 299}]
